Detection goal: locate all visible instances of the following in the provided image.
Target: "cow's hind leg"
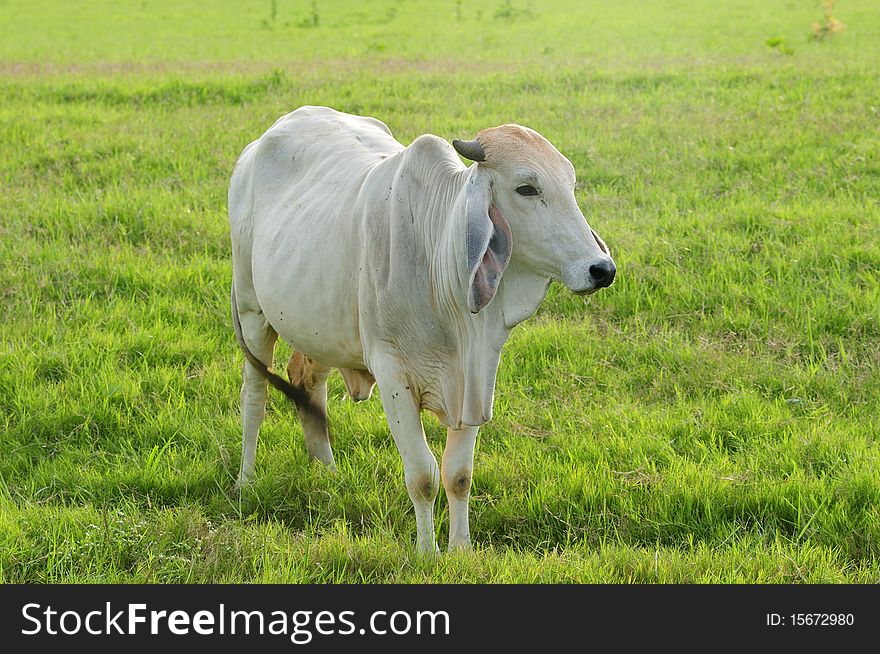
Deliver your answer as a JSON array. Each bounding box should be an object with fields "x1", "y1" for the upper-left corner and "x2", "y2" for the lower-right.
[
  {"x1": 236, "y1": 311, "x2": 278, "y2": 489},
  {"x1": 286, "y1": 352, "x2": 335, "y2": 468}
]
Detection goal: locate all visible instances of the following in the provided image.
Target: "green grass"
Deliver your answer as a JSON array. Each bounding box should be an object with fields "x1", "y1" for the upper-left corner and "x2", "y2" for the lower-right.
[{"x1": 1, "y1": 0, "x2": 878, "y2": 583}]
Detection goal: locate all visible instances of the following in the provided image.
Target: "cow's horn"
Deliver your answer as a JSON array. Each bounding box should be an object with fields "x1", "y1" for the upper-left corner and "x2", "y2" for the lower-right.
[{"x1": 453, "y1": 138, "x2": 486, "y2": 162}]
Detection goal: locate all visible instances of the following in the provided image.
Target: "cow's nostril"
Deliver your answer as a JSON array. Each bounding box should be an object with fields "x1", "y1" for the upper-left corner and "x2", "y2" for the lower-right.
[{"x1": 589, "y1": 260, "x2": 616, "y2": 288}]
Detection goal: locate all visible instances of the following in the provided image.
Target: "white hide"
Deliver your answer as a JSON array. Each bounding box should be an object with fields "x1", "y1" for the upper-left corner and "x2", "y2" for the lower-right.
[{"x1": 229, "y1": 106, "x2": 614, "y2": 552}]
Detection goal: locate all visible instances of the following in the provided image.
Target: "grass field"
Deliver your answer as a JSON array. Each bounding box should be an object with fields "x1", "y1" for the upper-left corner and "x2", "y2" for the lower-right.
[{"x1": 1, "y1": 0, "x2": 878, "y2": 583}]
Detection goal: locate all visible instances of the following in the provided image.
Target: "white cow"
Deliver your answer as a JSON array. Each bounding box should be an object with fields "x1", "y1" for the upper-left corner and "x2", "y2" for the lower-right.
[{"x1": 228, "y1": 106, "x2": 615, "y2": 553}]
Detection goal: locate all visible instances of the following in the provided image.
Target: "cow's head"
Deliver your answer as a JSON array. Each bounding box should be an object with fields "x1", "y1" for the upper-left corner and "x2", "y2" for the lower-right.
[{"x1": 454, "y1": 125, "x2": 615, "y2": 313}]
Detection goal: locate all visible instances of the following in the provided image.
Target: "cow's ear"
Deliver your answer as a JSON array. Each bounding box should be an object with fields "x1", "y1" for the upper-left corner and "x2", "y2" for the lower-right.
[
  {"x1": 465, "y1": 179, "x2": 512, "y2": 313},
  {"x1": 591, "y1": 227, "x2": 610, "y2": 256}
]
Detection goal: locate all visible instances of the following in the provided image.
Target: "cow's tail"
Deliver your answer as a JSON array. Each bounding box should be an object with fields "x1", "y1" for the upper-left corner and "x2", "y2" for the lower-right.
[{"x1": 230, "y1": 281, "x2": 324, "y2": 418}]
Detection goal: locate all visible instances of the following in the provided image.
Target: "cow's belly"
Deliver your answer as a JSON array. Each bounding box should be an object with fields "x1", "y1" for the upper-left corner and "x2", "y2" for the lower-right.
[
  {"x1": 251, "y1": 215, "x2": 366, "y2": 370},
  {"x1": 261, "y1": 294, "x2": 364, "y2": 369}
]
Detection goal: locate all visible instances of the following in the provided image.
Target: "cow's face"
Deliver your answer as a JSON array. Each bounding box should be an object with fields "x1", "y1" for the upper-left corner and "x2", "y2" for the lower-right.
[{"x1": 457, "y1": 125, "x2": 615, "y2": 299}]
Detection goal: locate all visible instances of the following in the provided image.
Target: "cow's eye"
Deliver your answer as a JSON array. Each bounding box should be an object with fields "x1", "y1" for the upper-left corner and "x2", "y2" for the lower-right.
[{"x1": 516, "y1": 184, "x2": 539, "y2": 196}]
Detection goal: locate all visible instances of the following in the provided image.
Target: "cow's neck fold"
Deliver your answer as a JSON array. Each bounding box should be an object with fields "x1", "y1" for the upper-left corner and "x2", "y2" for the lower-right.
[
  {"x1": 427, "y1": 167, "x2": 506, "y2": 427},
  {"x1": 405, "y1": 161, "x2": 553, "y2": 428}
]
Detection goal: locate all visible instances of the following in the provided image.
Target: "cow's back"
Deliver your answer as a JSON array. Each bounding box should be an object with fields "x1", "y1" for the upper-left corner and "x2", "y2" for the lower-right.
[
  {"x1": 250, "y1": 106, "x2": 402, "y2": 215},
  {"x1": 230, "y1": 106, "x2": 404, "y2": 368}
]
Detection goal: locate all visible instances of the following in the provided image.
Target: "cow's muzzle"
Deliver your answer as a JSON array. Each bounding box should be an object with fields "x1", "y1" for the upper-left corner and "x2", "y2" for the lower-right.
[
  {"x1": 567, "y1": 255, "x2": 616, "y2": 295},
  {"x1": 589, "y1": 259, "x2": 616, "y2": 288}
]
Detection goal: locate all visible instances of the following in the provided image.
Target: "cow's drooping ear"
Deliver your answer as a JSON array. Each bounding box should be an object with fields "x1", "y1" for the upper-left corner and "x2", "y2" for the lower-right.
[
  {"x1": 591, "y1": 227, "x2": 610, "y2": 256},
  {"x1": 465, "y1": 178, "x2": 512, "y2": 313}
]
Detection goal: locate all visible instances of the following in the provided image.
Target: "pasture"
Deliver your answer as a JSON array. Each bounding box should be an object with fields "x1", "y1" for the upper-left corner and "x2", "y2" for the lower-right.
[{"x1": 1, "y1": 0, "x2": 878, "y2": 582}]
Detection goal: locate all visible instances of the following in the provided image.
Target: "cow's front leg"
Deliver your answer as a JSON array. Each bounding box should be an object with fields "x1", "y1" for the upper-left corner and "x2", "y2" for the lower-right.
[
  {"x1": 374, "y1": 367, "x2": 439, "y2": 554},
  {"x1": 442, "y1": 426, "x2": 478, "y2": 551}
]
